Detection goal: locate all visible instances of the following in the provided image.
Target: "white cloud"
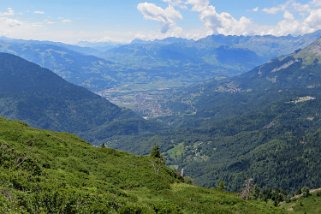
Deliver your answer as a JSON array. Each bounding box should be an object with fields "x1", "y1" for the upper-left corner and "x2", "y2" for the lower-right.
[
  {"x1": 262, "y1": 0, "x2": 312, "y2": 15},
  {"x1": 0, "y1": 8, "x2": 48, "y2": 33},
  {"x1": 313, "y1": 0, "x2": 321, "y2": 5},
  {"x1": 292, "y1": 2, "x2": 311, "y2": 14},
  {"x1": 0, "y1": 13, "x2": 40, "y2": 38},
  {"x1": 136, "y1": 0, "x2": 321, "y2": 40},
  {"x1": 186, "y1": 0, "x2": 253, "y2": 35},
  {"x1": 303, "y1": 8, "x2": 321, "y2": 32},
  {"x1": 252, "y1": 7, "x2": 259, "y2": 12},
  {"x1": 258, "y1": 0, "x2": 321, "y2": 36},
  {"x1": 187, "y1": 0, "x2": 210, "y2": 11},
  {"x1": 137, "y1": 2, "x2": 182, "y2": 33},
  {"x1": 181, "y1": 0, "x2": 321, "y2": 37},
  {"x1": 264, "y1": 11, "x2": 301, "y2": 36},
  {"x1": 34, "y1": 10, "x2": 45, "y2": 15},
  {"x1": 0, "y1": 8, "x2": 14, "y2": 17},
  {"x1": 163, "y1": 0, "x2": 186, "y2": 8},
  {"x1": 262, "y1": 1, "x2": 299, "y2": 15},
  {"x1": 0, "y1": 17, "x2": 22, "y2": 28},
  {"x1": 0, "y1": 8, "x2": 22, "y2": 32}
]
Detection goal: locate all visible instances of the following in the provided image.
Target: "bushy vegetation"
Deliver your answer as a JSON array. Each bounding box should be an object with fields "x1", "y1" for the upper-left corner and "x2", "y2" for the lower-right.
[
  {"x1": 281, "y1": 189, "x2": 321, "y2": 213},
  {"x1": 0, "y1": 117, "x2": 285, "y2": 213}
]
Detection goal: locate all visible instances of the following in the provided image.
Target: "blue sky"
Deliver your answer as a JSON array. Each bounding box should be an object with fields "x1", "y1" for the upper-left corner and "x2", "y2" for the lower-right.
[{"x1": 0, "y1": 0, "x2": 320, "y2": 43}]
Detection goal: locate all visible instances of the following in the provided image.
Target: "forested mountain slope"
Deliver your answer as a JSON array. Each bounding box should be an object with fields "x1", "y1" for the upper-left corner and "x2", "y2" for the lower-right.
[
  {"x1": 171, "y1": 37, "x2": 321, "y2": 192},
  {"x1": 0, "y1": 53, "x2": 155, "y2": 144}
]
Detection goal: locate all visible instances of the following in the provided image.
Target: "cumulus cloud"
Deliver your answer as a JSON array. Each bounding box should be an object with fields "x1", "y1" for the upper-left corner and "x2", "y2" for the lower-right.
[
  {"x1": 137, "y1": 2, "x2": 182, "y2": 33},
  {"x1": 137, "y1": 0, "x2": 321, "y2": 38},
  {"x1": 185, "y1": 0, "x2": 253, "y2": 35},
  {"x1": 265, "y1": 11, "x2": 301, "y2": 36},
  {"x1": 184, "y1": 0, "x2": 321, "y2": 37},
  {"x1": 136, "y1": 0, "x2": 321, "y2": 39},
  {"x1": 260, "y1": 0, "x2": 321, "y2": 35}
]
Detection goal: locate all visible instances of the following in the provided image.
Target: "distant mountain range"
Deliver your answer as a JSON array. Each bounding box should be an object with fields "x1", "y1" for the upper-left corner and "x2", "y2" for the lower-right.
[
  {"x1": 0, "y1": 31, "x2": 320, "y2": 96},
  {"x1": 0, "y1": 53, "x2": 156, "y2": 144},
  {"x1": 102, "y1": 31, "x2": 321, "y2": 86}
]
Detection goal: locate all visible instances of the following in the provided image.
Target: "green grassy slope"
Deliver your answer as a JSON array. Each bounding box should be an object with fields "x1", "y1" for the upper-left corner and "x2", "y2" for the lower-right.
[
  {"x1": 281, "y1": 190, "x2": 321, "y2": 213},
  {"x1": 0, "y1": 117, "x2": 283, "y2": 213}
]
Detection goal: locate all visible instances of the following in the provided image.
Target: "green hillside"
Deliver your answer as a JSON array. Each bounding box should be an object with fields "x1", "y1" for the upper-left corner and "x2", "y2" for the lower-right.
[
  {"x1": 281, "y1": 189, "x2": 321, "y2": 213},
  {"x1": 0, "y1": 117, "x2": 283, "y2": 213}
]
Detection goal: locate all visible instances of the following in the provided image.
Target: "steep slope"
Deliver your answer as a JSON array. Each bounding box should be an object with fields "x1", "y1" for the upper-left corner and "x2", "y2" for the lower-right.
[
  {"x1": 281, "y1": 189, "x2": 321, "y2": 213},
  {"x1": 294, "y1": 37, "x2": 321, "y2": 63},
  {"x1": 0, "y1": 117, "x2": 283, "y2": 213},
  {"x1": 0, "y1": 53, "x2": 155, "y2": 144},
  {"x1": 172, "y1": 37, "x2": 321, "y2": 192},
  {"x1": 110, "y1": 38, "x2": 321, "y2": 193},
  {"x1": 192, "y1": 37, "x2": 321, "y2": 118}
]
